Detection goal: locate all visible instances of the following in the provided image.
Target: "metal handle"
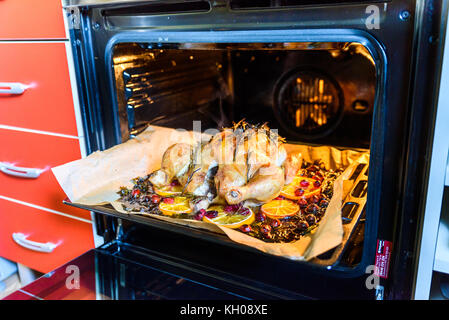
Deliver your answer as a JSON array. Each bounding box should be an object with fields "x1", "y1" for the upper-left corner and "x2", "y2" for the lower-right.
[
  {"x1": 0, "y1": 82, "x2": 28, "y2": 95},
  {"x1": 12, "y1": 233, "x2": 58, "y2": 253},
  {"x1": 0, "y1": 162, "x2": 43, "y2": 178}
]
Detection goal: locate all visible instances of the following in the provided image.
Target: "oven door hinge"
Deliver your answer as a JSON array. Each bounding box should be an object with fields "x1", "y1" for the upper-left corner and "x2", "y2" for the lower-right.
[
  {"x1": 116, "y1": 218, "x2": 124, "y2": 242},
  {"x1": 66, "y1": 7, "x2": 81, "y2": 31}
]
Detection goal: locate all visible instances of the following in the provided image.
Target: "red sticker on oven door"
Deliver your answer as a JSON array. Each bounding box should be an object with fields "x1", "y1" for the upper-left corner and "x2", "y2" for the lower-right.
[{"x1": 374, "y1": 240, "x2": 392, "y2": 279}]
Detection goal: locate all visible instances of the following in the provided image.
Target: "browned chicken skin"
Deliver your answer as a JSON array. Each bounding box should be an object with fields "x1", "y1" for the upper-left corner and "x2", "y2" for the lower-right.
[
  {"x1": 149, "y1": 143, "x2": 192, "y2": 188},
  {"x1": 149, "y1": 122, "x2": 302, "y2": 211},
  {"x1": 225, "y1": 164, "x2": 285, "y2": 204},
  {"x1": 283, "y1": 152, "x2": 303, "y2": 185}
]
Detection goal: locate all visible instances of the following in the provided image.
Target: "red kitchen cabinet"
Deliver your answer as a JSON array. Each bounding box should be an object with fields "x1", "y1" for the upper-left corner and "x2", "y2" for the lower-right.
[
  {"x1": 0, "y1": 0, "x2": 66, "y2": 40},
  {"x1": 0, "y1": 2, "x2": 97, "y2": 280},
  {"x1": 0, "y1": 128, "x2": 91, "y2": 220},
  {"x1": 0, "y1": 199, "x2": 94, "y2": 274},
  {"x1": 0, "y1": 42, "x2": 79, "y2": 136}
]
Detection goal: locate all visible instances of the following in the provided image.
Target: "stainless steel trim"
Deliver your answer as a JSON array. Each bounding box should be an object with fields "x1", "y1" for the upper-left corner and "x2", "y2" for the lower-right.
[
  {"x1": 414, "y1": 8, "x2": 449, "y2": 300},
  {"x1": 62, "y1": 0, "x2": 178, "y2": 8}
]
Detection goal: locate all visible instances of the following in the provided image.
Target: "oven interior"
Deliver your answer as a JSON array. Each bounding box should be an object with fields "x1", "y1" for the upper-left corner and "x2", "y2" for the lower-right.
[{"x1": 109, "y1": 41, "x2": 376, "y2": 270}]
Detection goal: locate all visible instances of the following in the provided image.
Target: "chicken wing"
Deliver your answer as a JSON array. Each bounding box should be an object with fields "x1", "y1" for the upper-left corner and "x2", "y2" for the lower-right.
[{"x1": 149, "y1": 143, "x2": 192, "y2": 187}]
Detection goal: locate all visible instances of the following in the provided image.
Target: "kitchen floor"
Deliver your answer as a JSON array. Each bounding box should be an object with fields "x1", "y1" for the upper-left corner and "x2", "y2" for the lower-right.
[{"x1": 0, "y1": 257, "x2": 42, "y2": 299}]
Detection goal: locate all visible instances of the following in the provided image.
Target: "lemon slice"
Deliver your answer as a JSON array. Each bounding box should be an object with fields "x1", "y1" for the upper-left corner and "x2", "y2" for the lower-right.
[
  {"x1": 154, "y1": 184, "x2": 183, "y2": 197},
  {"x1": 203, "y1": 205, "x2": 255, "y2": 229},
  {"x1": 158, "y1": 196, "x2": 192, "y2": 216},
  {"x1": 261, "y1": 199, "x2": 299, "y2": 219},
  {"x1": 280, "y1": 177, "x2": 321, "y2": 200}
]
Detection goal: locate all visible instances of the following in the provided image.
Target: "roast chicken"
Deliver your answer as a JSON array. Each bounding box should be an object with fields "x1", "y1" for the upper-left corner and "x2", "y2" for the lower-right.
[{"x1": 149, "y1": 122, "x2": 302, "y2": 212}]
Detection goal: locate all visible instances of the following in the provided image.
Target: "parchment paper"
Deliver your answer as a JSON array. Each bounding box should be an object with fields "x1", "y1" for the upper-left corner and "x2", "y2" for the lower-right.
[{"x1": 52, "y1": 125, "x2": 369, "y2": 261}]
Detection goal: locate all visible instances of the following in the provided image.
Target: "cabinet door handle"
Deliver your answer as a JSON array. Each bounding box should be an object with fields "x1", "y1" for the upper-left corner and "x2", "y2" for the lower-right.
[
  {"x1": 12, "y1": 233, "x2": 58, "y2": 253},
  {"x1": 0, "y1": 82, "x2": 28, "y2": 95},
  {"x1": 0, "y1": 162, "x2": 43, "y2": 178}
]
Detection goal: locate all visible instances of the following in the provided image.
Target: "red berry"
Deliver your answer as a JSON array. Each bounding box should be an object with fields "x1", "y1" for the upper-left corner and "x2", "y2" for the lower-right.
[
  {"x1": 314, "y1": 172, "x2": 324, "y2": 180},
  {"x1": 255, "y1": 212, "x2": 267, "y2": 222},
  {"x1": 195, "y1": 209, "x2": 206, "y2": 220},
  {"x1": 170, "y1": 180, "x2": 180, "y2": 186},
  {"x1": 151, "y1": 194, "x2": 161, "y2": 204},
  {"x1": 270, "y1": 219, "x2": 281, "y2": 228},
  {"x1": 163, "y1": 197, "x2": 174, "y2": 204},
  {"x1": 300, "y1": 180, "x2": 310, "y2": 187},
  {"x1": 260, "y1": 224, "x2": 272, "y2": 234},
  {"x1": 205, "y1": 210, "x2": 218, "y2": 218},
  {"x1": 306, "y1": 204, "x2": 319, "y2": 214},
  {"x1": 313, "y1": 180, "x2": 322, "y2": 188},
  {"x1": 275, "y1": 195, "x2": 285, "y2": 200},
  {"x1": 310, "y1": 195, "x2": 320, "y2": 204},
  {"x1": 132, "y1": 189, "x2": 141, "y2": 198},
  {"x1": 298, "y1": 198, "x2": 308, "y2": 207},
  {"x1": 307, "y1": 165, "x2": 319, "y2": 172},
  {"x1": 306, "y1": 214, "x2": 317, "y2": 225},
  {"x1": 297, "y1": 221, "x2": 309, "y2": 231},
  {"x1": 294, "y1": 188, "x2": 305, "y2": 197},
  {"x1": 319, "y1": 199, "x2": 329, "y2": 208},
  {"x1": 238, "y1": 207, "x2": 251, "y2": 216},
  {"x1": 224, "y1": 205, "x2": 234, "y2": 213},
  {"x1": 240, "y1": 224, "x2": 252, "y2": 233}
]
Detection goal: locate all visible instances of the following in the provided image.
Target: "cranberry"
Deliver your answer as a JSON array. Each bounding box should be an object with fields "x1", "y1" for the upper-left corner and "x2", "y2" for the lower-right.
[
  {"x1": 224, "y1": 205, "x2": 234, "y2": 213},
  {"x1": 314, "y1": 171, "x2": 324, "y2": 180},
  {"x1": 169, "y1": 180, "x2": 180, "y2": 186},
  {"x1": 305, "y1": 214, "x2": 317, "y2": 225},
  {"x1": 313, "y1": 180, "x2": 322, "y2": 188},
  {"x1": 151, "y1": 194, "x2": 161, "y2": 204},
  {"x1": 238, "y1": 207, "x2": 251, "y2": 216},
  {"x1": 300, "y1": 179, "x2": 310, "y2": 187},
  {"x1": 316, "y1": 171, "x2": 324, "y2": 177},
  {"x1": 307, "y1": 165, "x2": 320, "y2": 172},
  {"x1": 305, "y1": 204, "x2": 319, "y2": 215},
  {"x1": 163, "y1": 197, "x2": 174, "y2": 204},
  {"x1": 319, "y1": 199, "x2": 329, "y2": 208},
  {"x1": 298, "y1": 198, "x2": 308, "y2": 208},
  {"x1": 205, "y1": 210, "x2": 218, "y2": 218},
  {"x1": 260, "y1": 224, "x2": 272, "y2": 234},
  {"x1": 294, "y1": 188, "x2": 305, "y2": 197},
  {"x1": 131, "y1": 189, "x2": 141, "y2": 198},
  {"x1": 270, "y1": 219, "x2": 281, "y2": 228},
  {"x1": 263, "y1": 232, "x2": 273, "y2": 240},
  {"x1": 195, "y1": 209, "x2": 206, "y2": 220},
  {"x1": 297, "y1": 220, "x2": 309, "y2": 231},
  {"x1": 310, "y1": 195, "x2": 320, "y2": 204},
  {"x1": 275, "y1": 195, "x2": 285, "y2": 200},
  {"x1": 240, "y1": 224, "x2": 252, "y2": 233},
  {"x1": 255, "y1": 212, "x2": 267, "y2": 222}
]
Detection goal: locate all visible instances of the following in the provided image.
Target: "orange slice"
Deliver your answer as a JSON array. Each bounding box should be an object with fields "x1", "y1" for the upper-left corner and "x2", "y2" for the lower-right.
[
  {"x1": 154, "y1": 184, "x2": 183, "y2": 197},
  {"x1": 158, "y1": 196, "x2": 192, "y2": 216},
  {"x1": 261, "y1": 199, "x2": 299, "y2": 219},
  {"x1": 203, "y1": 205, "x2": 255, "y2": 229},
  {"x1": 280, "y1": 177, "x2": 321, "y2": 200}
]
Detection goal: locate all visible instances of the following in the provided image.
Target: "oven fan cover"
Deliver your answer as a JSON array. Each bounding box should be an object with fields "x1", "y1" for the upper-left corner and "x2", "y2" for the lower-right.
[{"x1": 273, "y1": 68, "x2": 344, "y2": 140}]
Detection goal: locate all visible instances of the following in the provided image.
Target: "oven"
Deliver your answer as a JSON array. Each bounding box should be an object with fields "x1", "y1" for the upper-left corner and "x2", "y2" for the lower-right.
[{"x1": 26, "y1": 0, "x2": 446, "y2": 300}]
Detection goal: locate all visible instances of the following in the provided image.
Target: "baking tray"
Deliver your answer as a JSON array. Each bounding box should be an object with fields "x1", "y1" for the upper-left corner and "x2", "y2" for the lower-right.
[{"x1": 64, "y1": 163, "x2": 368, "y2": 267}]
